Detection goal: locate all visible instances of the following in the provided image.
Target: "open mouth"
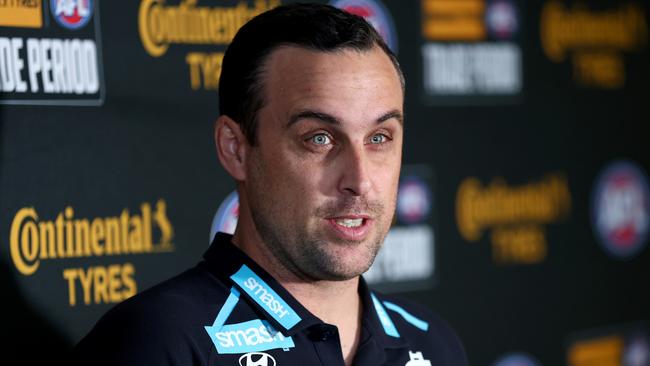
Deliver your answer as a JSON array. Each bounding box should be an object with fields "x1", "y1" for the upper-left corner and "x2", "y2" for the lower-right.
[
  {"x1": 334, "y1": 218, "x2": 364, "y2": 228},
  {"x1": 326, "y1": 215, "x2": 372, "y2": 240}
]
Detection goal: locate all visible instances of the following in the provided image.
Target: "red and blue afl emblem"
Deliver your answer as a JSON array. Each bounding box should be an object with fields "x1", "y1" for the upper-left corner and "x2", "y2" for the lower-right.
[
  {"x1": 330, "y1": 0, "x2": 398, "y2": 53},
  {"x1": 210, "y1": 191, "x2": 240, "y2": 241},
  {"x1": 397, "y1": 176, "x2": 431, "y2": 225},
  {"x1": 592, "y1": 161, "x2": 650, "y2": 259},
  {"x1": 493, "y1": 353, "x2": 540, "y2": 366},
  {"x1": 51, "y1": 0, "x2": 93, "y2": 30},
  {"x1": 486, "y1": 0, "x2": 519, "y2": 40}
]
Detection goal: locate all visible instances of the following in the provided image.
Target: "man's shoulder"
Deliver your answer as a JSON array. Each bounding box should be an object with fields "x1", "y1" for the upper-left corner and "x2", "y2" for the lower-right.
[
  {"x1": 372, "y1": 291, "x2": 468, "y2": 364},
  {"x1": 101, "y1": 265, "x2": 229, "y2": 327},
  {"x1": 71, "y1": 265, "x2": 230, "y2": 365}
]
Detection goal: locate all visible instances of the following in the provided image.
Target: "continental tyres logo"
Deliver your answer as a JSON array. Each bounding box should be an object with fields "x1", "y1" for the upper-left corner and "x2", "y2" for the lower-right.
[
  {"x1": 457, "y1": 175, "x2": 571, "y2": 241},
  {"x1": 456, "y1": 174, "x2": 571, "y2": 264},
  {"x1": 541, "y1": 2, "x2": 647, "y2": 62},
  {"x1": 138, "y1": 0, "x2": 280, "y2": 90},
  {"x1": 540, "y1": 1, "x2": 648, "y2": 89},
  {"x1": 10, "y1": 200, "x2": 173, "y2": 276},
  {"x1": 138, "y1": 0, "x2": 279, "y2": 56},
  {"x1": 9, "y1": 200, "x2": 174, "y2": 306}
]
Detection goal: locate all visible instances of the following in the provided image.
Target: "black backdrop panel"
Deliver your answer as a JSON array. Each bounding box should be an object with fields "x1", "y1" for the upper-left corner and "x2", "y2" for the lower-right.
[{"x1": 1, "y1": 0, "x2": 649, "y2": 365}]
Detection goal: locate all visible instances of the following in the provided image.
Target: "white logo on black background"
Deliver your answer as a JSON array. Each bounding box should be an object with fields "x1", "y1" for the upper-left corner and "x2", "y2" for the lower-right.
[
  {"x1": 238, "y1": 352, "x2": 276, "y2": 366},
  {"x1": 405, "y1": 350, "x2": 432, "y2": 366}
]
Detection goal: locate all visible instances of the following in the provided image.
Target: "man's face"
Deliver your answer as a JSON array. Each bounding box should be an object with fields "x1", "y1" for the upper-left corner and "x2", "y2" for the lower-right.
[{"x1": 243, "y1": 45, "x2": 403, "y2": 281}]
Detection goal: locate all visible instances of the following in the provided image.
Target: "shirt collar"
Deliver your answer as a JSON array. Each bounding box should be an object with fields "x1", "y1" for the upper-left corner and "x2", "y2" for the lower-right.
[
  {"x1": 202, "y1": 232, "x2": 408, "y2": 349},
  {"x1": 358, "y1": 277, "x2": 408, "y2": 349},
  {"x1": 202, "y1": 232, "x2": 321, "y2": 336}
]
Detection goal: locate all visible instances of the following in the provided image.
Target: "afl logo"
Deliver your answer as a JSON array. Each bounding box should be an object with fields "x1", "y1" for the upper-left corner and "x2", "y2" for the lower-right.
[
  {"x1": 397, "y1": 176, "x2": 431, "y2": 224},
  {"x1": 592, "y1": 161, "x2": 650, "y2": 259},
  {"x1": 51, "y1": 0, "x2": 93, "y2": 30},
  {"x1": 624, "y1": 333, "x2": 650, "y2": 366},
  {"x1": 492, "y1": 352, "x2": 541, "y2": 366},
  {"x1": 210, "y1": 191, "x2": 239, "y2": 242},
  {"x1": 239, "y1": 352, "x2": 276, "y2": 366},
  {"x1": 486, "y1": 0, "x2": 518, "y2": 40},
  {"x1": 330, "y1": 0, "x2": 398, "y2": 53}
]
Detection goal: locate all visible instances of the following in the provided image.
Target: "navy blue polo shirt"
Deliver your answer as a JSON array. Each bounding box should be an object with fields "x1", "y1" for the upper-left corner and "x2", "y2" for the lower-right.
[{"x1": 72, "y1": 233, "x2": 467, "y2": 365}]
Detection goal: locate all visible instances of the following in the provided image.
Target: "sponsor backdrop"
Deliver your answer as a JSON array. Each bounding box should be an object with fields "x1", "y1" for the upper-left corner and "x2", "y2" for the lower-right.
[{"x1": 1, "y1": 0, "x2": 648, "y2": 365}]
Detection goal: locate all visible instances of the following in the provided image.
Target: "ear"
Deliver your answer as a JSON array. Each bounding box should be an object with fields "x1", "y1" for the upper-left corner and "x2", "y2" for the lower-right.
[{"x1": 215, "y1": 115, "x2": 248, "y2": 181}]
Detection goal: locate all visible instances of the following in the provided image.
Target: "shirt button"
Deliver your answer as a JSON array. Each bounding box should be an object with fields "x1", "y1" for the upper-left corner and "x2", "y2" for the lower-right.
[
  {"x1": 320, "y1": 330, "x2": 332, "y2": 341},
  {"x1": 308, "y1": 325, "x2": 338, "y2": 342}
]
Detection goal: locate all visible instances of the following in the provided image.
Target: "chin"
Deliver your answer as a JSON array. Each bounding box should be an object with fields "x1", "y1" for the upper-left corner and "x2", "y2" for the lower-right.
[{"x1": 312, "y1": 252, "x2": 376, "y2": 281}]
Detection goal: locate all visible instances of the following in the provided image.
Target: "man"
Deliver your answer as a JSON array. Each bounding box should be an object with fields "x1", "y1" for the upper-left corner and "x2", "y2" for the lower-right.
[{"x1": 72, "y1": 4, "x2": 467, "y2": 365}]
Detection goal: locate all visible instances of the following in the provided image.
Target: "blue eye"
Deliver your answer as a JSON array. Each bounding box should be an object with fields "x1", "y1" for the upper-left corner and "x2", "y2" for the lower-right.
[
  {"x1": 311, "y1": 134, "x2": 331, "y2": 145},
  {"x1": 370, "y1": 134, "x2": 387, "y2": 144}
]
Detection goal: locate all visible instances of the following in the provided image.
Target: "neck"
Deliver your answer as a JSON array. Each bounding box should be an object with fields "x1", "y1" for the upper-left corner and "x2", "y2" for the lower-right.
[
  {"x1": 283, "y1": 277, "x2": 362, "y2": 366},
  {"x1": 232, "y1": 225, "x2": 363, "y2": 317},
  {"x1": 231, "y1": 222, "x2": 363, "y2": 366}
]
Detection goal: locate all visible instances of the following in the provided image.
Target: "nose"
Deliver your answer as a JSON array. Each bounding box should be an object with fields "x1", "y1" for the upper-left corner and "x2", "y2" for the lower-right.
[{"x1": 337, "y1": 145, "x2": 372, "y2": 196}]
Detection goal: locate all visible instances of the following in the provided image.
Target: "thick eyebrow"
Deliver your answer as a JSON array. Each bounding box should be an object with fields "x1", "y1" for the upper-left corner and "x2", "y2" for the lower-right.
[
  {"x1": 377, "y1": 109, "x2": 404, "y2": 125},
  {"x1": 288, "y1": 110, "x2": 340, "y2": 127},
  {"x1": 287, "y1": 109, "x2": 404, "y2": 127}
]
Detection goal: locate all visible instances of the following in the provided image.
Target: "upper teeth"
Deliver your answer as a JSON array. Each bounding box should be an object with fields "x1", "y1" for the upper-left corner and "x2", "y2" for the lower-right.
[{"x1": 336, "y1": 218, "x2": 363, "y2": 228}]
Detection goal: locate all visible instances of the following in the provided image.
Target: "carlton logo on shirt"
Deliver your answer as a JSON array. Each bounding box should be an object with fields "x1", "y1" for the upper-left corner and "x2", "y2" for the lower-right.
[
  {"x1": 239, "y1": 352, "x2": 276, "y2": 366},
  {"x1": 405, "y1": 350, "x2": 432, "y2": 366}
]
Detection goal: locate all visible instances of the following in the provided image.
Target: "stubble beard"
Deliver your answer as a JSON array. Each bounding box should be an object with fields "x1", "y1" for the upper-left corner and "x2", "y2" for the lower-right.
[
  {"x1": 247, "y1": 179, "x2": 392, "y2": 282},
  {"x1": 251, "y1": 201, "x2": 389, "y2": 282}
]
